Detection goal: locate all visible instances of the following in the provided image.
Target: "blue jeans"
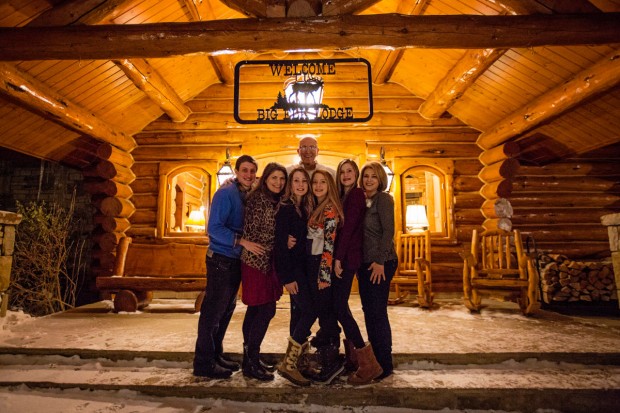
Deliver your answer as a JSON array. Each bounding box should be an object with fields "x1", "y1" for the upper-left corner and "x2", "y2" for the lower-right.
[
  {"x1": 194, "y1": 252, "x2": 241, "y2": 371},
  {"x1": 357, "y1": 259, "x2": 398, "y2": 374}
]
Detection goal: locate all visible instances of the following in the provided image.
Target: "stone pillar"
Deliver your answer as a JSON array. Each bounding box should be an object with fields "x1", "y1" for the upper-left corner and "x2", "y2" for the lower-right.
[
  {"x1": 601, "y1": 213, "x2": 620, "y2": 309},
  {"x1": 0, "y1": 211, "x2": 22, "y2": 317}
]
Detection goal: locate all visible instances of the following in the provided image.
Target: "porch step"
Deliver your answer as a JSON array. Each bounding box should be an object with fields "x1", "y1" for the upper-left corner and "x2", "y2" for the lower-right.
[{"x1": 1, "y1": 350, "x2": 619, "y2": 412}]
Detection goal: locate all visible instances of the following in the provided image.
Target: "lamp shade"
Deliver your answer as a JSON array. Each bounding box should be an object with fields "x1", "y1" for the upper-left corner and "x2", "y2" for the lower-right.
[
  {"x1": 406, "y1": 204, "x2": 429, "y2": 231},
  {"x1": 186, "y1": 210, "x2": 205, "y2": 227}
]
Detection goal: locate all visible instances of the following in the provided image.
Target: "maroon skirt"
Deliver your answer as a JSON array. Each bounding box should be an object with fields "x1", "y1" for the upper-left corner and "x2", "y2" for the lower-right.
[{"x1": 241, "y1": 263, "x2": 283, "y2": 306}]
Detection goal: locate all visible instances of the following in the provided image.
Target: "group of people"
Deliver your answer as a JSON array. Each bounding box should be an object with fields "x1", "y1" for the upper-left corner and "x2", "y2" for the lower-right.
[{"x1": 193, "y1": 137, "x2": 398, "y2": 386}]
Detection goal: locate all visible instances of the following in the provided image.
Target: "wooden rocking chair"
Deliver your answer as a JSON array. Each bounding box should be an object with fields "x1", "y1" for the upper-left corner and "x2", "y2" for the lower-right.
[
  {"x1": 462, "y1": 229, "x2": 540, "y2": 315},
  {"x1": 389, "y1": 230, "x2": 433, "y2": 307}
]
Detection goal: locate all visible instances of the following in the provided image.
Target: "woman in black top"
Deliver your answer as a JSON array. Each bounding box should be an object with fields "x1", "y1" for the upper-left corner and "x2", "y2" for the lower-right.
[{"x1": 274, "y1": 167, "x2": 315, "y2": 386}]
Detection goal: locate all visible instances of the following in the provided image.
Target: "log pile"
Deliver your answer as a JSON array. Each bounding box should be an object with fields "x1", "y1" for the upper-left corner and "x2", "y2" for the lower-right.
[{"x1": 539, "y1": 254, "x2": 617, "y2": 304}]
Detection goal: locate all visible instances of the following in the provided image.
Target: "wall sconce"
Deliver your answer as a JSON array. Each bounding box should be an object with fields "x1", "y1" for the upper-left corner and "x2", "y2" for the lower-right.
[
  {"x1": 406, "y1": 204, "x2": 429, "y2": 232},
  {"x1": 284, "y1": 74, "x2": 324, "y2": 120},
  {"x1": 216, "y1": 148, "x2": 234, "y2": 186},
  {"x1": 380, "y1": 146, "x2": 394, "y2": 191},
  {"x1": 185, "y1": 208, "x2": 206, "y2": 233}
]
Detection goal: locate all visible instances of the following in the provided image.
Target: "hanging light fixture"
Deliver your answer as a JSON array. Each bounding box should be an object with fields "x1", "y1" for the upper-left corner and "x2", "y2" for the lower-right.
[
  {"x1": 216, "y1": 148, "x2": 234, "y2": 186},
  {"x1": 284, "y1": 74, "x2": 324, "y2": 120},
  {"x1": 380, "y1": 146, "x2": 394, "y2": 192}
]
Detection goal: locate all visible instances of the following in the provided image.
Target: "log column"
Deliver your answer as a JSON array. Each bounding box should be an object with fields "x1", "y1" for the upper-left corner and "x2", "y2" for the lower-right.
[
  {"x1": 478, "y1": 142, "x2": 520, "y2": 231},
  {"x1": 83, "y1": 143, "x2": 136, "y2": 279},
  {"x1": 601, "y1": 213, "x2": 620, "y2": 309}
]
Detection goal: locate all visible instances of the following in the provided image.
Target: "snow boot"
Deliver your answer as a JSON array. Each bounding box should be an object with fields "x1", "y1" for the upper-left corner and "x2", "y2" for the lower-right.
[
  {"x1": 348, "y1": 343, "x2": 383, "y2": 385},
  {"x1": 278, "y1": 337, "x2": 311, "y2": 386},
  {"x1": 343, "y1": 338, "x2": 358, "y2": 373}
]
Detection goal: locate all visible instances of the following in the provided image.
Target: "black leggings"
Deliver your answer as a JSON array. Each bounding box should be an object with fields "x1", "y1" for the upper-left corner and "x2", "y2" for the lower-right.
[
  {"x1": 332, "y1": 267, "x2": 365, "y2": 348},
  {"x1": 242, "y1": 302, "x2": 276, "y2": 352}
]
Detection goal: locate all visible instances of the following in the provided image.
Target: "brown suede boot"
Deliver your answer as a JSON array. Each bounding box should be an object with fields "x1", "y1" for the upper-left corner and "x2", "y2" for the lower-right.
[
  {"x1": 347, "y1": 343, "x2": 383, "y2": 385},
  {"x1": 343, "y1": 339, "x2": 358, "y2": 373}
]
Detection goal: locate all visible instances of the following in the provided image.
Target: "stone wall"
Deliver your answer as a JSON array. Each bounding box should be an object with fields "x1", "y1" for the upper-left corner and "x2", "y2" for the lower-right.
[{"x1": 0, "y1": 211, "x2": 22, "y2": 316}]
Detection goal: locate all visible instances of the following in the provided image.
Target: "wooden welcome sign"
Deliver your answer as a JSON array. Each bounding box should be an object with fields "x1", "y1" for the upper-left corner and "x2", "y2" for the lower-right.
[{"x1": 234, "y1": 58, "x2": 373, "y2": 124}]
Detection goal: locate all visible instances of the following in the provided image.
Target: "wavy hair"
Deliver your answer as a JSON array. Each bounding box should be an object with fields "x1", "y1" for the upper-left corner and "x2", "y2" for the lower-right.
[
  {"x1": 359, "y1": 161, "x2": 388, "y2": 192},
  {"x1": 309, "y1": 169, "x2": 344, "y2": 226},
  {"x1": 281, "y1": 167, "x2": 314, "y2": 216}
]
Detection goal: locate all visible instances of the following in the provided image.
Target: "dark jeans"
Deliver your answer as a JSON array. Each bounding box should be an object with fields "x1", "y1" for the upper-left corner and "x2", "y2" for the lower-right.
[
  {"x1": 332, "y1": 267, "x2": 364, "y2": 349},
  {"x1": 289, "y1": 263, "x2": 318, "y2": 344},
  {"x1": 357, "y1": 259, "x2": 398, "y2": 374},
  {"x1": 304, "y1": 255, "x2": 340, "y2": 344},
  {"x1": 194, "y1": 252, "x2": 241, "y2": 371}
]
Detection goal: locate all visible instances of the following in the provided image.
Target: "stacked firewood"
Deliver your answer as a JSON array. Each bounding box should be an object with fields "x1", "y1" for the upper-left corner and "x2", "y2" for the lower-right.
[{"x1": 539, "y1": 254, "x2": 616, "y2": 304}]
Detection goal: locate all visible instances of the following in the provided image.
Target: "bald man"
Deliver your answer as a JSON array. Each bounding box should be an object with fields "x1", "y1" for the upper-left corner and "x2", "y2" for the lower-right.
[{"x1": 286, "y1": 136, "x2": 336, "y2": 178}]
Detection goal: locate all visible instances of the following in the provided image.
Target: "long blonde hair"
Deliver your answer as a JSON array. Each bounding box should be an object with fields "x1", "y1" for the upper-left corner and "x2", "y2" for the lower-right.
[
  {"x1": 281, "y1": 167, "x2": 314, "y2": 216},
  {"x1": 309, "y1": 170, "x2": 344, "y2": 226}
]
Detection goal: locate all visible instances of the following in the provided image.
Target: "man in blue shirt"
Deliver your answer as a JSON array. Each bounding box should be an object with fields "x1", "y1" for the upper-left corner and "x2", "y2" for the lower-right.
[{"x1": 193, "y1": 154, "x2": 260, "y2": 379}]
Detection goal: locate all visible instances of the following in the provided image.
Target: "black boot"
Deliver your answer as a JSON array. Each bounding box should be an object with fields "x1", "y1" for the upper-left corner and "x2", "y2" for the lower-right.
[
  {"x1": 216, "y1": 353, "x2": 240, "y2": 372},
  {"x1": 193, "y1": 359, "x2": 233, "y2": 379},
  {"x1": 243, "y1": 345, "x2": 274, "y2": 381},
  {"x1": 242, "y1": 344, "x2": 275, "y2": 372},
  {"x1": 307, "y1": 343, "x2": 344, "y2": 385}
]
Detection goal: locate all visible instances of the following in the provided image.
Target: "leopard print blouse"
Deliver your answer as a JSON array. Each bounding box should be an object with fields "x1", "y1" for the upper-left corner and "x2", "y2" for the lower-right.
[{"x1": 241, "y1": 190, "x2": 278, "y2": 273}]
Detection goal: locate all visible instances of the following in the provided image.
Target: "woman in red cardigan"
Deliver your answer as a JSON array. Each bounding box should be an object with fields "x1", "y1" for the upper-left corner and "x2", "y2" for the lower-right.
[{"x1": 333, "y1": 159, "x2": 383, "y2": 384}]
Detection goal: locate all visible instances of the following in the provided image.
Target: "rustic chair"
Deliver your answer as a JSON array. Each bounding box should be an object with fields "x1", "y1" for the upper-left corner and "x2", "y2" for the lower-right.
[
  {"x1": 461, "y1": 229, "x2": 540, "y2": 315},
  {"x1": 390, "y1": 230, "x2": 433, "y2": 307}
]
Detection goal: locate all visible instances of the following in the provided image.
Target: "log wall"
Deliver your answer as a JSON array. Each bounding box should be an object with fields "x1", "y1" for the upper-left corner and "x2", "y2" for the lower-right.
[{"x1": 513, "y1": 156, "x2": 620, "y2": 259}]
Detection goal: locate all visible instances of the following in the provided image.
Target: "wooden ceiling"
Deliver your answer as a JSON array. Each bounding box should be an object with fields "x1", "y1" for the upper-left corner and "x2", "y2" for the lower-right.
[{"x1": 0, "y1": 0, "x2": 619, "y2": 168}]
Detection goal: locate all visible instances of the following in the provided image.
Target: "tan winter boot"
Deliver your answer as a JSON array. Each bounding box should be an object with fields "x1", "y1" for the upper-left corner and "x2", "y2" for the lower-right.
[
  {"x1": 278, "y1": 337, "x2": 311, "y2": 386},
  {"x1": 348, "y1": 343, "x2": 383, "y2": 385}
]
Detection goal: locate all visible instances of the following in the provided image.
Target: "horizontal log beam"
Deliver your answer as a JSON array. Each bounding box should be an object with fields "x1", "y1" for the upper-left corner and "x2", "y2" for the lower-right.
[
  {"x1": 0, "y1": 63, "x2": 137, "y2": 152},
  {"x1": 1, "y1": 14, "x2": 619, "y2": 60}
]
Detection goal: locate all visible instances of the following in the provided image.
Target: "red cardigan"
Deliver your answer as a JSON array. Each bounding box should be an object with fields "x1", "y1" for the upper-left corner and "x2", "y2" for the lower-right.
[{"x1": 334, "y1": 187, "x2": 366, "y2": 271}]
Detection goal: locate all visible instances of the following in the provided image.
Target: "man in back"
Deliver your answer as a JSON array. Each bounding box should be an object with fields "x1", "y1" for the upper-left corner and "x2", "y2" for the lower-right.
[{"x1": 287, "y1": 136, "x2": 336, "y2": 179}]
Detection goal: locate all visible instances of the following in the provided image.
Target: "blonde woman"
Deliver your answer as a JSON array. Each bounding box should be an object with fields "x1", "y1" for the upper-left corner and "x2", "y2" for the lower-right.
[{"x1": 357, "y1": 161, "x2": 398, "y2": 380}]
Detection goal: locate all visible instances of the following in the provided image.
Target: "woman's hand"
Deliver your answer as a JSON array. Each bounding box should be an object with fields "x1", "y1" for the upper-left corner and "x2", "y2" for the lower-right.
[
  {"x1": 368, "y1": 262, "x2": 386, "y2": 284},
  {"x1": 334, "y1": 260, "x2": 343, "y2": 278},
  {"x1": 239, "y1": 238, "x2": 266, "y2": 255},
  {"x1": 287, "y1": 235, "x2": 297, "y2": 249},
  {"x1": 284, "y1": 281, "x2": 299, "y2": 295},
  {"x1": 318, "y1": 281, "x2": 331, "y2": 290}
]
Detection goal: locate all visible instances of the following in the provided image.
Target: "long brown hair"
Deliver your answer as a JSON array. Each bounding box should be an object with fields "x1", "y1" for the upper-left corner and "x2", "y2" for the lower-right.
[
  {"x1": 336, "y1": 158, "x2": 360, "y2": 199},
  {"x1": 309, "y1": 170, "x2": 344, "y2": 226},
  {"x1": 249, "y1": 162, "x2": 287, "y2": 203},
  {"x1": 281, "y1": 167, "x2": 314, "y2": 216}
]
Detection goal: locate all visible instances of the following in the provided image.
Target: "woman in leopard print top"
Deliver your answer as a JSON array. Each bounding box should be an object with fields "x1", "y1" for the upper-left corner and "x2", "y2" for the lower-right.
[{"x1": 239, "y1": 162, "x2": 287, "y2": 381}]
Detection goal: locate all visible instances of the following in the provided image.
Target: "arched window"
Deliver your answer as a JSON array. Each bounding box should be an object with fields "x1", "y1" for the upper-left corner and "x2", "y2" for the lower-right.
[
  {"x1": 157, "y1": 163, "x2": 213, "y2": 238},
  {"x1": 399, "y1": 163, "x2": 454, "y2": 239}
]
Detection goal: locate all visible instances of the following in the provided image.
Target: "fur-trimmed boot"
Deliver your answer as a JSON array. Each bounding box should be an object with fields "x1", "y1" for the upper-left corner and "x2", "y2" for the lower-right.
[
  {"x1": 348, "y1": 343, "x2": 383, "y2": 385},
  {"x1": 343, "y1": 339, "x2": 358, "y2": 373},
  {"x1": 278, "y1": 337, "x2": 311, "y2": 386}
]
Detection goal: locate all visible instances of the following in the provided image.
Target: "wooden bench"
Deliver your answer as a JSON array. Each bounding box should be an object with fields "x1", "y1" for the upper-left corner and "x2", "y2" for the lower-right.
[{"x1": 96, "y1": 237, "x2": 208, "y2": 312}]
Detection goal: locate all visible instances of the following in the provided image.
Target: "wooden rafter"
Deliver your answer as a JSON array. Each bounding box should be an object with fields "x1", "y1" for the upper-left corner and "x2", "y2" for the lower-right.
[
  {"x1": 373, "y1": 0, "x2": 428, "y2": 84},
  {"x1": 1, "y1": 13, "x2": 618, "y2": 61},
  {"x1": 0, "y1": 63, "x2": 137, "y2": 152},
  {"x1": 220, "y1": 0, "x2": 276, "y2": 17},
  {"x1": 493, "y1": 0, "x2": 601, "y2": 14},
  {"x1": 418, "y1": 48, "x2": 506, "y2": 120},
  {"x1": 477, "y1": 49, "x2": 620, "y2": 151},
  {"x1": 114, "y1": 59, "x2": 191, "y2": 122},
  {"x1": 26, "y1": 0, "x2": 192, "y2": 123}
]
